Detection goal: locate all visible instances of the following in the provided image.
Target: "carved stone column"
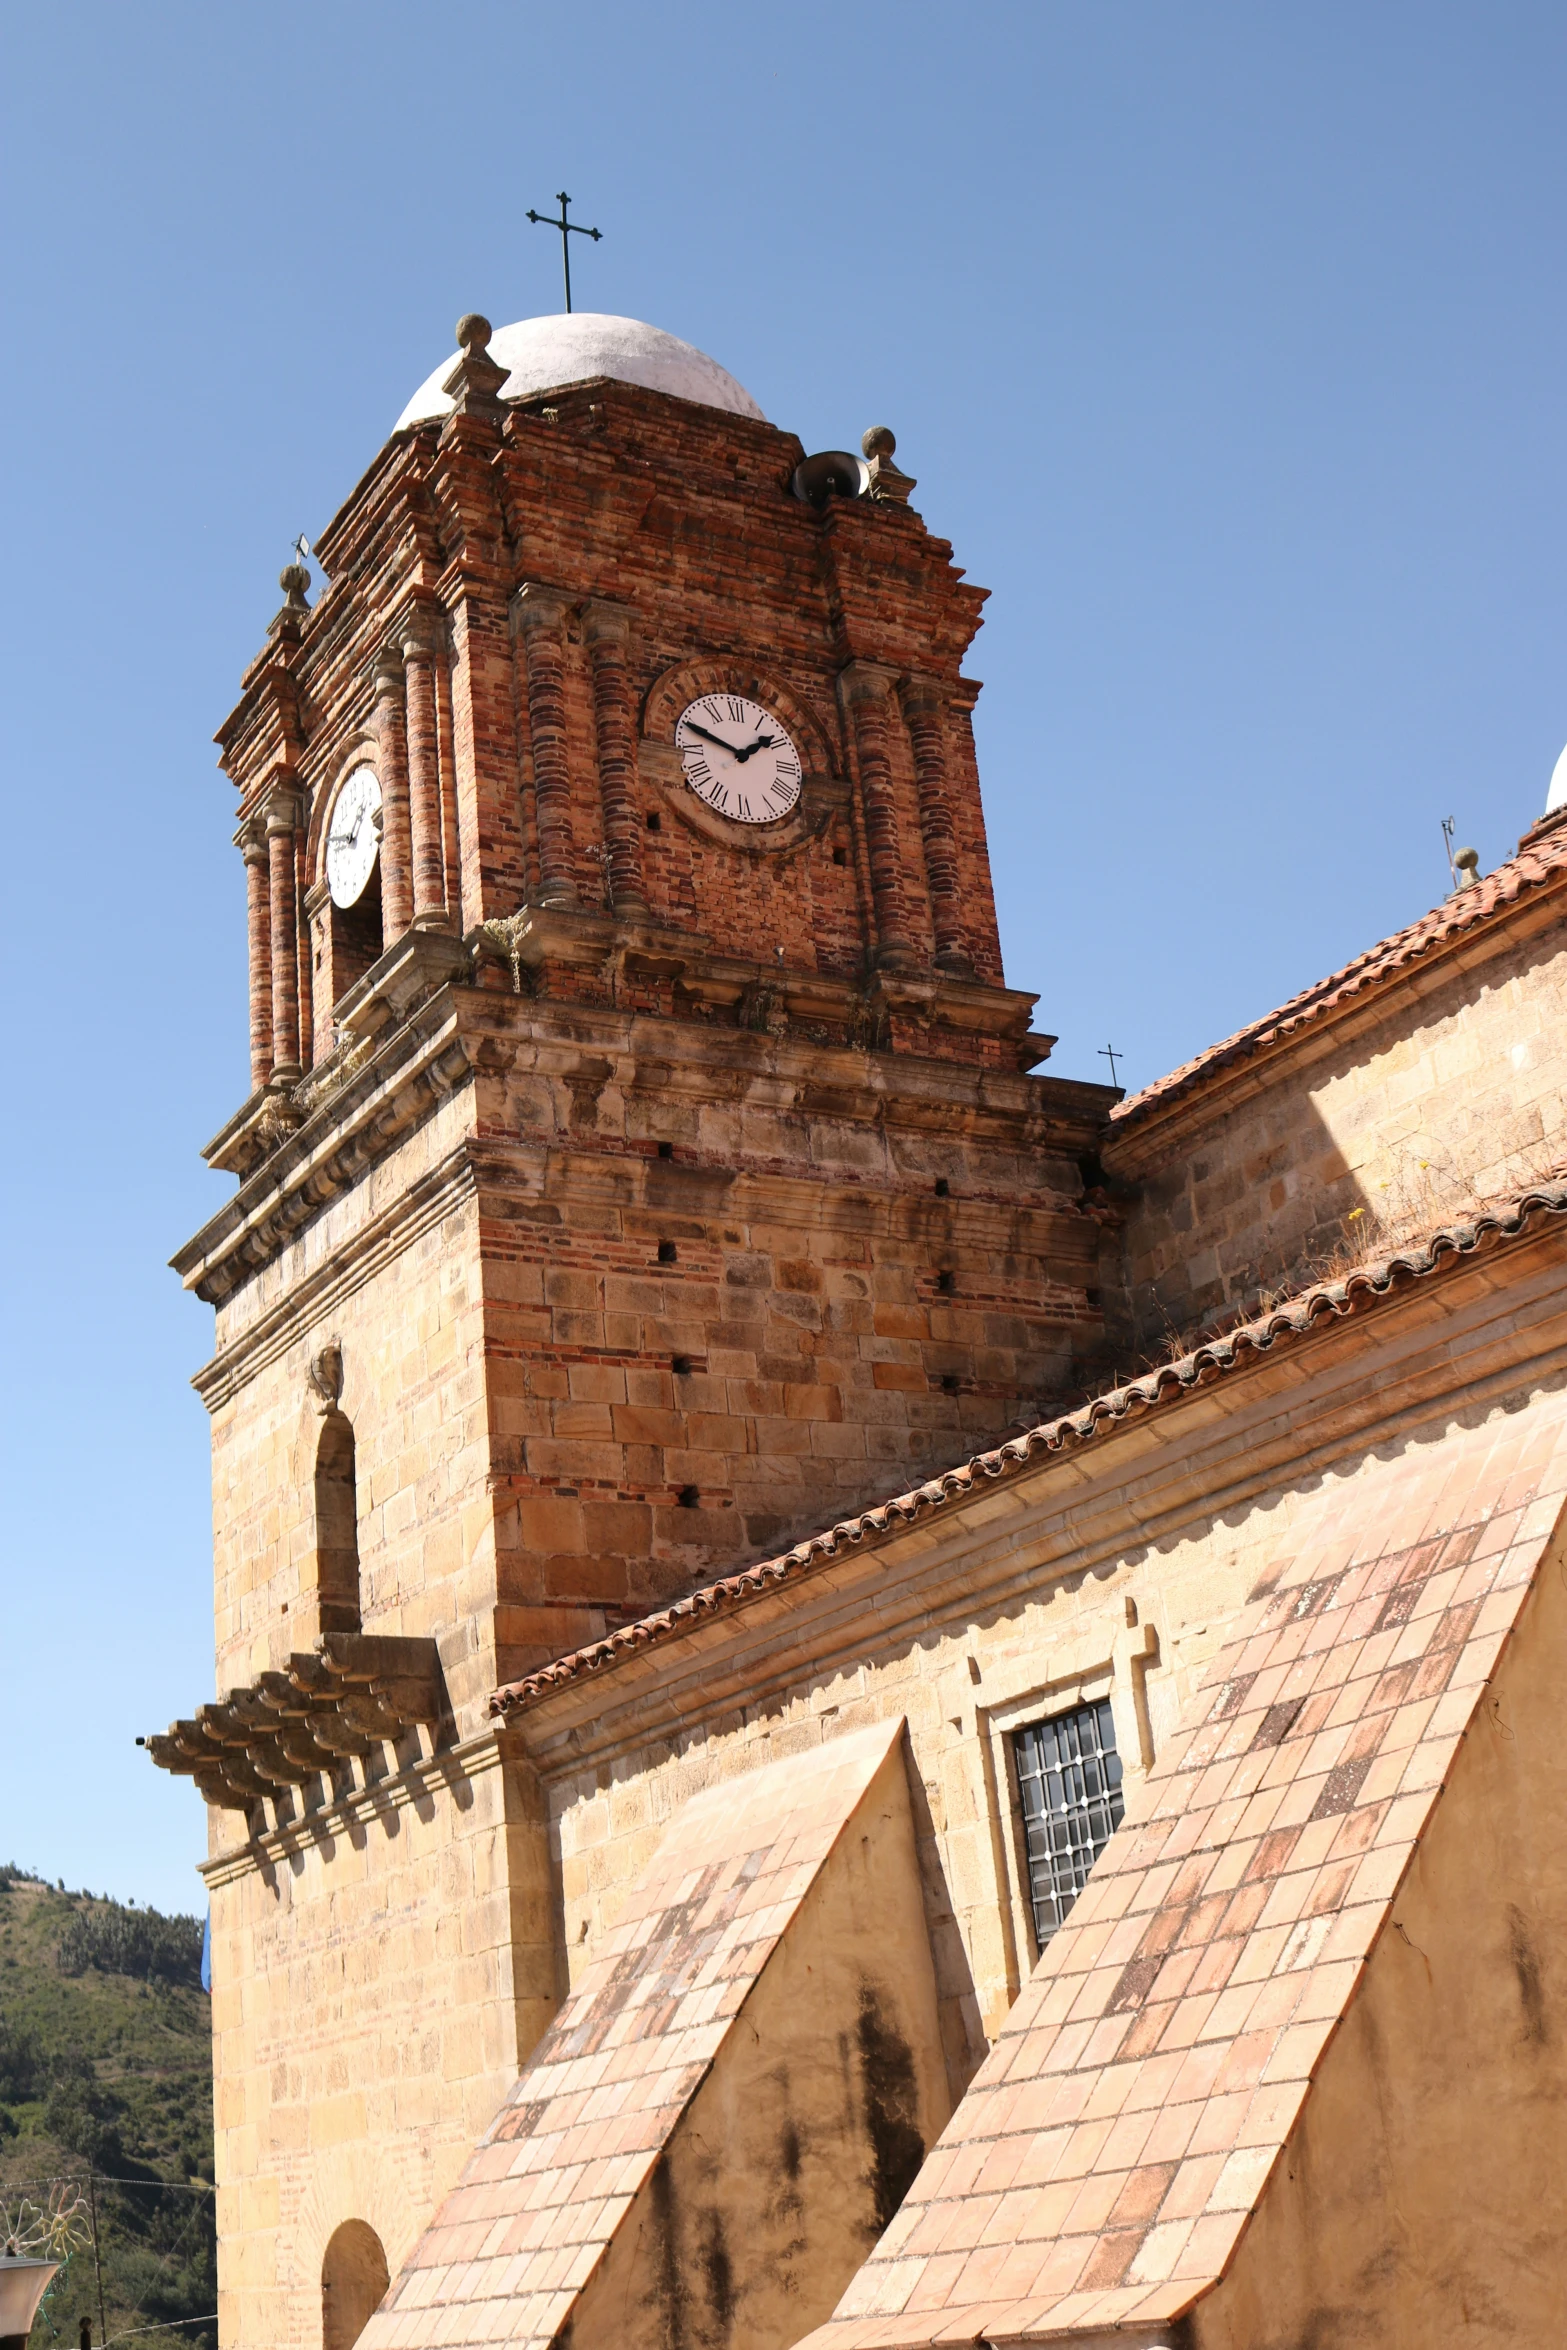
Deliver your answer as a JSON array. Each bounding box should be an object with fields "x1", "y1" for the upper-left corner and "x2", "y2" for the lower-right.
[
  {"x1": 370, "y1": 649, "x2": 414, "y2": 942},
  {"x1": 402, "y1": 609, "x2": 447, "y2": 925},
  {"x1": 583, "y1": 602, "x2": 646, "y2": 913},
  {"x1": 239, "y1": 817, "x2": 272, "y2": 1093},
  {"x1": 840, "y1": 662, "x2": 915, "y2": 968},
  {"x1": 512, "y1": 583, "x2": 578, "y2": 908},
  {"x1": 899, "y1": 676, "x2": 970, "y2": 973},
  {"x1": 266, "y1": 789, "x2": 302, "y2": 1082}
]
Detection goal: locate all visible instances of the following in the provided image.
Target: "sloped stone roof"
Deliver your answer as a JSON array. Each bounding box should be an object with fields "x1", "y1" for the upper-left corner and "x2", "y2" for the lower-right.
[
  {"x1": 355, "y1": 1722, "x2": 906, "y2": 2350},
  {"x1": 798, "y1": 1397, "x2": 1567, "y2": 2347}
]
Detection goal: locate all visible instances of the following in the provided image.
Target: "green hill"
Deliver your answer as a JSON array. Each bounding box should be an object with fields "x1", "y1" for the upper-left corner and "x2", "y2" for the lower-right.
[{"x1": 0, "y1": 1866, "x2": 215, "y2": 2350}]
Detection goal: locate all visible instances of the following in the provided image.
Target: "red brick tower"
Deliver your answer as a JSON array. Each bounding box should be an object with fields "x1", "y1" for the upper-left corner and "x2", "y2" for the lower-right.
[
  {"x1": 152, "y1": 314, "x2": 1116, "y2": 2350},
  {"x1": 176, "y1": 309, "x2": 1116, "y2": 1710}
]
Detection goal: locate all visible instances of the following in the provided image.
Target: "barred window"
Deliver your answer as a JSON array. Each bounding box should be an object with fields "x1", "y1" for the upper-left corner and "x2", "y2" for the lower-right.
[{"x1": 1012, "y1": 1698, "x2": 1125, "y2": 1950}]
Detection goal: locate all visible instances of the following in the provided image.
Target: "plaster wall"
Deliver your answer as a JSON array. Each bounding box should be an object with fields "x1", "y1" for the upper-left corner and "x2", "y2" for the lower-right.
[
  {"x1": 1108, "y1": 906, "x2": 1567, "y2": 1344},
  {"x1": 1192, "y1": 1503, "x2": 1567, "y2": 2348}
]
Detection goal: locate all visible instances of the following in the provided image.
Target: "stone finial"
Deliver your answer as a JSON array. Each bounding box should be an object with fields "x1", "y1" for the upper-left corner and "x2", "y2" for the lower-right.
[
  {"x1": 1452, "y1": 845, "x2": 1482, "y2": 892},
  {"x1": 442, "y1": 313, "x2": 508, "y2": 417},
  {"x1": 268, "y1": 562, "x2": 310, "y2": 643},
  {"x1": 861, "y1": 425, "x2": 916, "y2": 506}
]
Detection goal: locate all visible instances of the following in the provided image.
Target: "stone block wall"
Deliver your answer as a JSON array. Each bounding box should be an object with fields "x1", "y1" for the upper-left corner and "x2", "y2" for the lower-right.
[
  {"x1": 206, "y1": 1740, "x2": 557, "y2": 2350},
  {"x1": 1103, "y1": 881, "x2": 1567, "y2": 1348}
]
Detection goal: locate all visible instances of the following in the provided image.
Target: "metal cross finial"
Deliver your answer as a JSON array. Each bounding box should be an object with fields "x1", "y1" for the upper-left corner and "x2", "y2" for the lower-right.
[
  {"x1": 525, "y1": 191, "x2": 603, "y2": 313},
  {"x1": 1099, "y1": 1042, "x2": 1124, "y2": 1089}
]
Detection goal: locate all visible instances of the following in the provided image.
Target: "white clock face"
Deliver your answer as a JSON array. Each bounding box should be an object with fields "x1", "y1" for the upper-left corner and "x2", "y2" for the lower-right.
[
  {"x1": 325, "y1": 765, "x2": 382, "y2": 909},
  {"x1": 675, "y1": 694, "x2": 803, "y2": 826}
]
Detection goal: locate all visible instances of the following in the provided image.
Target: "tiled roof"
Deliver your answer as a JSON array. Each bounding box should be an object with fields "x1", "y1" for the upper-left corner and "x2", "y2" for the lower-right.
[
  {"x1": 492, "y1": 1175, "x2": 1567, "y2": 1721},
  {"x1": 798, "y1": 1395, "x2": 1567, "y2": 2348},
  {"x1": 1113, "y1": 815, "x2": 1567, "y2": 1129},
  {"x1": 356, "y1": 1722, "x2": 906, "y2": 2350}
]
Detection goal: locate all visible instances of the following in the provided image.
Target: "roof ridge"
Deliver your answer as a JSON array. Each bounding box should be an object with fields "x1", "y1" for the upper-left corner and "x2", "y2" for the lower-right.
[
  {"x1": 490, "y1": 1172, "x2": 1567, "y2": 1719},
  {"x1": 1113, "y1": 822, "x2": 1567, "y2": 1127}
]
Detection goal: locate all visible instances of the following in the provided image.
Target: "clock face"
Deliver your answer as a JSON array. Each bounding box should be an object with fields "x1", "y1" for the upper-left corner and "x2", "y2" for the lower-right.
[
  {"x1": 325, "y1": 764, "x2": 382, "y2": 909},
  {"x1": 675, "y1": 694, "x2": 803, "y2": 826}
]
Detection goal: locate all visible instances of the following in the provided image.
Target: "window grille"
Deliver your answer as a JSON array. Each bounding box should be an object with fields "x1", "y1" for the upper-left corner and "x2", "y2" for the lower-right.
[{"x1": 1011, "y1": 1697, "x2": 1125, "y2": 1950}]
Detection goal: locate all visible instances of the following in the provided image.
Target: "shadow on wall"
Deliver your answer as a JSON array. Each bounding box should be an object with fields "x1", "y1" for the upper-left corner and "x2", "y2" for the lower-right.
[
  {"x1": 315, "y1": 1409, "x2": 363, "y2": 1634},
  {"x1": 322, "y1": 2220, "x2": 389, "y2": 2350}
]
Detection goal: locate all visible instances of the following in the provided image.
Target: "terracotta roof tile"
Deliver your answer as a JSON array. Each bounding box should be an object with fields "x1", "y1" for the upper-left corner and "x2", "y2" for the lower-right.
[
  {"x1": 797, "y1": 1397, "x2": 1567, "y2": 2350},
  {"x1": 1113, "y1": 815, "x2": 1567, "y2": 1127},
  {"x1": 491, "y1": 1177, "x2": 1567, "y2": 1722}
]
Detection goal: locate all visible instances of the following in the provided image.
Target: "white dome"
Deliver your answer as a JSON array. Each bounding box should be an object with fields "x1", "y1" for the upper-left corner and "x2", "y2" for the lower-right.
[
  {"x1": 1548, "y1": 741, "x2": 1567, "y2": 815},
  {"x1": 395, "y1": 313, "x2": 767, "y2": 432}
]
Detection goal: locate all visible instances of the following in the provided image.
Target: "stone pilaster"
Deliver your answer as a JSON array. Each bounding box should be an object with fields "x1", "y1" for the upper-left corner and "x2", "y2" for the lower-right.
[
  {"x1": 583, "y1": 601, "x2": 646, "y2": 914},
  {"x1": 265, "y1": 788, "x2": 302, "y2": 1082},
  {"x1": 900, "y1": 676, "x2": 970, "y2": 974},
  {"x1": 403, "y1": 609, "x2": 448, "y2": 926},
  {"x1": 840, "y1": 661, "x2": 915, "y2": 969},
  {"x1": 371, "y1": 648, "x2": 414, "y2": 943},
  {"x1": 239, "y1": 817, "x2": 272, "y2": 1093},
  {"x1": 512, "y1": 583, "x2": 577, "y2": 909}
]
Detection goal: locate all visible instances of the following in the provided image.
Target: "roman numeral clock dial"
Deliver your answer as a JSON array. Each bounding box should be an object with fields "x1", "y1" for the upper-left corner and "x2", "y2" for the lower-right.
[{"x1": 675, "y1": 694, "x2": 803, "y2": 825}]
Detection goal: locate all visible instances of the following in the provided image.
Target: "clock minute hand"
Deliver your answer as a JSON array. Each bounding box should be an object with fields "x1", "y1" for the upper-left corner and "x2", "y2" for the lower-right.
[{"x1": 681, "y1": 720, "x2": 744, "y2": 757}]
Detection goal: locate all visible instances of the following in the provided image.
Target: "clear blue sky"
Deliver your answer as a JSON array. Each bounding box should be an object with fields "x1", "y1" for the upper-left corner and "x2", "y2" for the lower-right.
[{"x1": 2, "y1": 1, "x2": 1564, "y2": 1910}]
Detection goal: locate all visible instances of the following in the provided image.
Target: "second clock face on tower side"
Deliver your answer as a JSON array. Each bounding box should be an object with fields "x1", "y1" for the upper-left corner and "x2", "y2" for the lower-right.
[
  {"x1": 325, "y1": 765, "x2": 383, "y2": 909},
  {"x1": 675, "y1": 694, "x2": 803, "y2": 825}
]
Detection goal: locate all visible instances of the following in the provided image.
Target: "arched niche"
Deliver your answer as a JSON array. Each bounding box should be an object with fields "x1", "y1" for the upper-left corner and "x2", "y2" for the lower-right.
[
  {"x1": 321, "y1": 2218, "x2": 389, "y2": 2350},
  {"x1": 314, "y1": 1409, "x2": 363, "y2": 1635}
]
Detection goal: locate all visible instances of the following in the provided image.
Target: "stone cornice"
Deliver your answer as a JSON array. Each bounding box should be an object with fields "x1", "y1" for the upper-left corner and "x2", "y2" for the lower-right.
[
  {"x1": 498, "y1": 1199, "x2": 1567, "y2": 1775},
  {"x1": 178, "y1": 925, "x2": 1115, "y2": 1314},
  {"x1": 176, "y1": 944, "x2": 474, "y2": 1305},
  {"x1": 189, "y1": 1142, "x2": 476, "y2": 1410}
]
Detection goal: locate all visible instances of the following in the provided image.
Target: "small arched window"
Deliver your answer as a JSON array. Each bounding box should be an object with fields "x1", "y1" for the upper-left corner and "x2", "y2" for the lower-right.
[
  {"x1": 321, "y1": 2219, "x2": 388, "y2": 2350},
  {"x1": 314, "y1": 1410, "x2": 362, "y2": 1634}
]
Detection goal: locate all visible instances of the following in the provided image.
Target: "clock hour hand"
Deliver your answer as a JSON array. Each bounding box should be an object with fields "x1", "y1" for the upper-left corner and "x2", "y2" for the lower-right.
[{"x1": 732, "y1": 733, "x2": 779, "y2": 762}]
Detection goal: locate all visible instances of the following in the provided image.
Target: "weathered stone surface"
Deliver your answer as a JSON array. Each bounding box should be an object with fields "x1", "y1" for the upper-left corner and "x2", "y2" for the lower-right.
[{"x1": 358, "y1": 1723, "x2": 948, "y2": 2350}]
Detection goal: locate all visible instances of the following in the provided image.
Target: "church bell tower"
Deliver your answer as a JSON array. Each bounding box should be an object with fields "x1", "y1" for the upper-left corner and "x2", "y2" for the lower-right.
[{"x1": 150, "y1": 310, "x2": 1117, "y2": 2350}]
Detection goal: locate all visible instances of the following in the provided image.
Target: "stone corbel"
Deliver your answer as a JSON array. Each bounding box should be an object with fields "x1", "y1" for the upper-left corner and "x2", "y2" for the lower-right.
[{"x1": 306, "y1": 1341, "x2": 344, "y2": 1415}]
